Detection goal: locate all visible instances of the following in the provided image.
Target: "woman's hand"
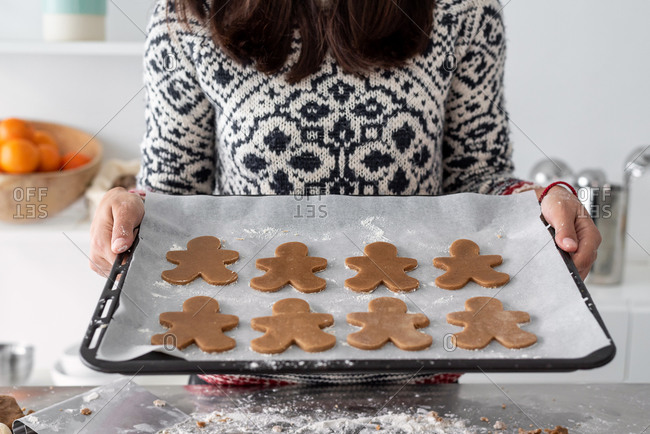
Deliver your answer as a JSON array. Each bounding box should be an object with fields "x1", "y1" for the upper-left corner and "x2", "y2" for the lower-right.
[
  {"x1": 89, "y1": 187, "x2": 145, "y2": 276},
  {"x1": 536, "y1": 186, "x2": 602, "y2": 280}
]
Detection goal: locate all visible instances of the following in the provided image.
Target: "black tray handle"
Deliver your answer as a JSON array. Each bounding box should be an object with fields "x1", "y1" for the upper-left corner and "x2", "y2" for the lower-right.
[{"x1": 80, "y1": 234, "x2": 139, "y2": 370}]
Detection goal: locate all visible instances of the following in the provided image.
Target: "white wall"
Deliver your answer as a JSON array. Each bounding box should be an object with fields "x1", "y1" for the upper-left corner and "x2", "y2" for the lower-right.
[
  {"x1": 0, "y1": 54, "x2": 145, "y2": 160},
  {"x1": 0, "y1": 0, "x2": 154, "y2": 41},
  {"x1": 1, "y1": 0, "x2": 649, "y2": 178},
  {"x1": 503, "y1": 0, "x2": 650, "y2": 185}
]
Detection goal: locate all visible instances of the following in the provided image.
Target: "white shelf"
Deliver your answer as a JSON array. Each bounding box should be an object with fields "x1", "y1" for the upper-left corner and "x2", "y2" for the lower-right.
[{"x1": 0, "y1": 41, "x2": 144, "y2": 56}]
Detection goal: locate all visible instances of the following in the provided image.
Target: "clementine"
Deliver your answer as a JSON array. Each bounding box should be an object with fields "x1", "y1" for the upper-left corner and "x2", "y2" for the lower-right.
[
  {"x1": 37, "y1": 142, "x2": 61, "y2": 172},
  {"x1": 33, "y1": 130, "x2": 58, "y2": 148},
  {"x1": 0, "y1": 118, "x2": 34, "y2": 143},
  {"x1": 59, "y1": 151, "x2": 91, "y2": 170},
  {"x1": 0, "y1": 139, "x2": 40, "y2": 173}
]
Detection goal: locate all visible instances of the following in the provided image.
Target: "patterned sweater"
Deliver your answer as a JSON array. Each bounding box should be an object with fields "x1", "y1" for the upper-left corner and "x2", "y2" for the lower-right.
[{"x1": 138, "y1": 0, "x2": 532, "y2": 196}]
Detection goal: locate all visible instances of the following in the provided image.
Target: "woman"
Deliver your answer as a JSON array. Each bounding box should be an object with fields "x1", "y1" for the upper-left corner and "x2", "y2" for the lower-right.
[{"x1": 90, "y1": 0, "x2": 601, "y2": 385}]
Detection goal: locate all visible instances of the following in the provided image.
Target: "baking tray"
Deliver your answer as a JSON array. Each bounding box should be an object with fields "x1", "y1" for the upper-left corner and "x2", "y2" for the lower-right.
[{"x1": 80, "y1": 193, "x2": 615, "y2": 375}]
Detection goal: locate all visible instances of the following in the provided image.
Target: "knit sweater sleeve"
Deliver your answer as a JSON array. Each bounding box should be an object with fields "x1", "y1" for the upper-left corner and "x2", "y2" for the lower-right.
[
  {"x1": 441, "y1": 0, "x2": 532, "y2": 195},
  {"x1": 137, "y1": 0, "x2": 216, "y2": 194}
]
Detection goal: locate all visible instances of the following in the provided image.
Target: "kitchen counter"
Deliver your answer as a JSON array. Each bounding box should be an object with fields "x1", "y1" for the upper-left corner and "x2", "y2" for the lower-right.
[{"x1": 1, "y1": 384, "x2": 648, "y2": 433}]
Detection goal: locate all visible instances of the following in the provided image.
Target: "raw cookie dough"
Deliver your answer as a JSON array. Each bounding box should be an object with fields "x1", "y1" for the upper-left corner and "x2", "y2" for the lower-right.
[
  {"x1": 250, "y1": 242, "x2": 327, "y2": 293},
  {"x1": 433, "y1": 239, "x2": 510, "y2": 289},
  {"x1": 250, "y1": 298, "x2": 335, "y2": 354},
  {"x1": 347, "y1": 297, "x2": 432, "y2": 351},
  {"x1": 0, "y1": 395, "x2": 25, "y2": 429},
  {"x1": 162, "y1": 236, "x2": 239, "y2": 285},
  {"x1": 446, "y1": 296, "x2": 537, "y2": 349},
  {"x1": 151, "y1": 296, "x2": 239, "y2": 353},
  {"x1": 345, "y1": 242, "x2": 418, "y2": 293},
  {"x1": 518, "y1": 427, "x2": 569, "y2": 434}
]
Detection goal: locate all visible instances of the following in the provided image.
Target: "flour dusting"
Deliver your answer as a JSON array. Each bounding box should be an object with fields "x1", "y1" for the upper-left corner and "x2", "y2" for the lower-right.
[
  {"x1": 243, "y1": 227, "x2": 278, "y2": 239},
  {"x1": 159, "y1": 409, "x2": 478, "y2": 434},
  {"x1": 360, "y1": 216, "x2": 390, "y2": 243}
]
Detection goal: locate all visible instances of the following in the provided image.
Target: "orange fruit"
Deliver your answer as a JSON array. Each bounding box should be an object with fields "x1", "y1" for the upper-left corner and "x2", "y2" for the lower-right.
[
  {"x1": 0, "y1": 118, "x2": 34, "y2": 143},
  {"x1": 33, "y1": 130, "x2": 58, "y2": 148},
  {"x1": 59, "y1": 151, "x2": 91, "y2": 170},
  {"x1": 0, "y1": 139, "x2": 40, "y2": 174},
  {"x1": 37, "y1": 142, "x2": 61, "y2": 172}
]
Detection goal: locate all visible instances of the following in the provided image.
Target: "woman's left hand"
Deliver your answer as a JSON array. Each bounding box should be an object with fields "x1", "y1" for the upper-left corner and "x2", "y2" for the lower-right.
[{"x1": 535, "y1": 186, "x2": 602, "y2": 280}]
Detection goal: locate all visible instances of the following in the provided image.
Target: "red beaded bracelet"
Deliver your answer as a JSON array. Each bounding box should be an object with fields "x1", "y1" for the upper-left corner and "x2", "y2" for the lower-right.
[
  {"x1": 128, "y1": 189, "x2": 147, "y2": 201},
  {"x1": 538, "y1": 181, "x2": 578, "y2": 204}
]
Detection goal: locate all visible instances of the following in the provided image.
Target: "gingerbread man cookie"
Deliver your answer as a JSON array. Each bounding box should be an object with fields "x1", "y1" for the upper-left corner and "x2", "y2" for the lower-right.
[
  {"x1": 162, "y1": 236, "x2": 239, "y2": 285},
  {"x1": 433, "y1": 239, "x2": 509, "y2": 289},
  {"x1": 347, "y1": 297, "x2": 432, "y2": 351},
  {"x1": 345, "y1": 242, "x2": 418, "y2": 293},
  {"x1": 151, "y1": 296, "x2": 239, "y2": 353},
  {"x1": 0, "y1": 395, "x2": 26, "y2": 429},
  {"x1": 250, "y1": 242, "x2": 327, "y2": 293},
  {"x1": 250, "y1": 298, "x2": 336, "y2": 354},
  {"x1": 446, "y1": 296, "x2": 537, "y2": 350}
]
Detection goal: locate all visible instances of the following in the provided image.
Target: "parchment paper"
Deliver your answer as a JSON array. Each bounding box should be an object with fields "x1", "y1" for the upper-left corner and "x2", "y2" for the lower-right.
[{"x1": 96, "y1": 191, "x2": 611, "y2": 366}]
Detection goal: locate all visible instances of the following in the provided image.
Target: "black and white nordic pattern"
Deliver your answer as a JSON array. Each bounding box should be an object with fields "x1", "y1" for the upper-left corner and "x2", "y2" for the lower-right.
[{"x1": 138, "y1": 0, "x2": 526, "y2": 196}]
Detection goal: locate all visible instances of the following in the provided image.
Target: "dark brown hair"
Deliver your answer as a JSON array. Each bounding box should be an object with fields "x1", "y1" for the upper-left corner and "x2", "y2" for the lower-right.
[{"x1": 174, "y1": 0, "x2": 435, "y2": 83}]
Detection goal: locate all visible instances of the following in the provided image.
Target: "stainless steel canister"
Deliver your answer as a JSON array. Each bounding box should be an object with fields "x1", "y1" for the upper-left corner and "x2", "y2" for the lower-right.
[{"x1": 584, "y1": 184, "x2": 627, "y2": 285}]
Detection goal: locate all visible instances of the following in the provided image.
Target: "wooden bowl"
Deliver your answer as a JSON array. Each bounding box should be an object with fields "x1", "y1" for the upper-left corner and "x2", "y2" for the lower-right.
[{"x1": 0, "y1": 121, "x2": 102, "y2": 223}]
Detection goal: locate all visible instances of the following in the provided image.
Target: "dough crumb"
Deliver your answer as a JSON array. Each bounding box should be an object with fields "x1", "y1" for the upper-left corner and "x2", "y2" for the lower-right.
[
  {"x1": 517, "y1": 427, "x2": 569, "y2": 434},
  {"x1": 494, "y1": 420, "x2": 507, "y2": 430},
  {"x1": 196, "y1": 421, "x2": 206, "y2": 428},
  {"x1": 153, "y1": 399, "x2": 166, "y2": 407},
  {"x1": 545, "y1": 426, "x2": 569, "y2": 434},
  {"x1": 480, "y1": 416, "x2": 489, "y2": 422},
  {"x1": 426, "y1": 411, "x2": 443, "y2": 422},
  {"x1": 501, "y1": 404, "x2": 506, "y2": 409},
  {"x1": 80, "y1": 408, "x2": 92, "y2": 415},
  {"x1": 236, "y1": 237, "x2": 244, "y2": 240},
  {"x1": 271, "y1": 426, "x2": 283, "y2": 432}
]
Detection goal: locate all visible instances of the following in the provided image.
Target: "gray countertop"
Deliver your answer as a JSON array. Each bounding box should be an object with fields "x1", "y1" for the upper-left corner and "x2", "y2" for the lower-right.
[{"x1": 2, "y1": 383, "x2": 648, "y2": 433}]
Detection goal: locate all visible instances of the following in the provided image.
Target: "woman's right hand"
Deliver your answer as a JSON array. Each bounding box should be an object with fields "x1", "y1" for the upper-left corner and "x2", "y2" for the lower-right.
[{"x1": 89, "y1": 187, "x2": 145, "y2": 276}]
